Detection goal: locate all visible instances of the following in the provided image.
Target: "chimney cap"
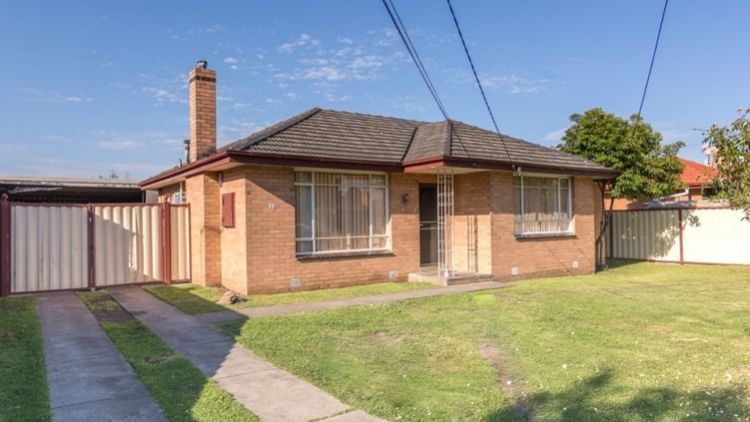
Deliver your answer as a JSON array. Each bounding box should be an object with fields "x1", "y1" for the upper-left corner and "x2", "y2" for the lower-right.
[{"x1": 196, "y1": 60, "x2": 208, "y2": 69}]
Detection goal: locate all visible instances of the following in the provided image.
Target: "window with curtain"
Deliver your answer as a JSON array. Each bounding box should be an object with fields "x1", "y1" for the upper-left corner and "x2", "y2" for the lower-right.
[
  {"x1": 514, "y1": 176, "x2": 573, "y2": 235},
  {"x1": 295, "y1": 171, "x2": 389, "y2": 255}
]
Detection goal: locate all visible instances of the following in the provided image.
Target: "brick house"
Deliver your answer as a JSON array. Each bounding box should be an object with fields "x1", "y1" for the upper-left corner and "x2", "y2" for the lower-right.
[{"x1": 140, "y1": 62, "x2": 618, "y2": 294}]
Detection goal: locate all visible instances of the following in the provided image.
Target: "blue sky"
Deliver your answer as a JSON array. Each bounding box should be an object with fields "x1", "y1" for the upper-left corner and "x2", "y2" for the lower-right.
[{"x1": 1, "y1": 0, "x2": 747, "y2": 179}]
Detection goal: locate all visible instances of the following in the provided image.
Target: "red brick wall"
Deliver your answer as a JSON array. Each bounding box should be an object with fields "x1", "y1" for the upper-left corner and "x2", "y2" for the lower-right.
[
  {"x1": 241, "y1": 166, "x2": 435, "y2": 293},
  {"x1": 219, "y1": 168, "x2": 250, "y2": 294},
  {"x1": 188, "y1": 67, "x2": 217, "y2": 162},
  {"x1": 176, "y1": 165, "x2": 600, "y2": 293},
  {"x1": 185, "y1": 173, "x2": 222, "y2": 287},
  {"x1": 489, "y1": 173, "x2": 597, "y2": 280}
]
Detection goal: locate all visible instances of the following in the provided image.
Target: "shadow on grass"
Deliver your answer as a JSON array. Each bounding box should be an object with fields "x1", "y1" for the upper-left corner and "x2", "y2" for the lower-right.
[
  {"x1": 79, "y1": 291, "x2": 256, "y2": 422},
  {"x1": 602, "y1": 258, "x2": 646, "y2": 270},
  {"x1": 486, "y1": 369, "x2": 747, "y2": 421}
]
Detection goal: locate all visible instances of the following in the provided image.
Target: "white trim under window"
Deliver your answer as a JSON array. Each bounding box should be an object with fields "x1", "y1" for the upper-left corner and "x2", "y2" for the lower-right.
[
  {"x1": 514, "y1": 175, "x2": 573, "y2": 236},
  {"x1": 295, "y1": 170, "x2": 390, "y2": 256}
]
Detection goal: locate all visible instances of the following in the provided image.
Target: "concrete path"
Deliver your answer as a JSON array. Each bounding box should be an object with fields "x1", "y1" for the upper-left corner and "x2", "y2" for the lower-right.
[
  {"x1": 110, "y1": 287, "x2": 383, "y2": 422},
  {"x1": 199, "y1": 280, "x2": 508, "y2": 323},
  {"x1": 36, "y1": 293, "x2": 166, "y2": 422}
]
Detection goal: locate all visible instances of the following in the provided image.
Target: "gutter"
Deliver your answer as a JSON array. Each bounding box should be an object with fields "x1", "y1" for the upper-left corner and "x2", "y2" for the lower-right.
[{"x1": 141, "y1": 151, "x2": 621, "y2": 190}]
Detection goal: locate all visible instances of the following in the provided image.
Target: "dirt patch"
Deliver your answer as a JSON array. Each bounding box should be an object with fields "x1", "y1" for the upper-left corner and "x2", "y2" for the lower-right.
[
  {"x1": 479, "y1": 343, "x2": 529, "y2": 417},
  {"x1": 3, "y1": 330, "x2": 14, "y2": 343},
  {"x1": 479, "y1": 343, "x2": 516, "y2": 395},
  {"x1": 86, "y1": 294, "x2": 135, "y2": 323},
  {"x1": 370, "y1": 331, "x2": 386, "y2": 340}
]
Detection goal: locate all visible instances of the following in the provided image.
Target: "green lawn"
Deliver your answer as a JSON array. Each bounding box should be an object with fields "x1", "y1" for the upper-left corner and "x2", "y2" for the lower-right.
[
  {"x1": 218, "y1": 261, "x2": 750, "y2": 421},
  {"x1": 78, "y1": 292, "x2": 258, "y2": 422},
  {"x1": 145, "y1": 281, "x2": 434, "y2": 315},
  {"x1": 0, "y1": 296, "x2": 51, "y2": 422}
]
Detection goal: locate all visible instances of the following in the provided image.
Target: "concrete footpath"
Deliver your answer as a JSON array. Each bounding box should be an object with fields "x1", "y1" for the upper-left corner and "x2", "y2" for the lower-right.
[
  {"x1": 111, "y1": 287, "x2": 383, "y2": 422},
  {"x1": 200, "y1": 280, "x2": 507, "y2": 323},
  {"x1": 36, "y1": 293, "x2": 165, "y2": 422}
]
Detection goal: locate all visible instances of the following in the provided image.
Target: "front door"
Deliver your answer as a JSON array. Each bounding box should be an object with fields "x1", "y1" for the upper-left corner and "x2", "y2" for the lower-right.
[{"x1": 419, "y1": 185, "x2": 438, "y2": 267}]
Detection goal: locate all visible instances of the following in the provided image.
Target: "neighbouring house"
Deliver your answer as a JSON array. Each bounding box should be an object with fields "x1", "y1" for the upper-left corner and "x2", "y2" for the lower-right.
[
  {"x1": 0, "y1": 176, "x2": 149, "y2": 203},
  {"x1": 140, "y1": 62, "x2": 619, "y2": 294},
  {"x1": 611, "y1": 157, "x2": 718, "y2": 210}
]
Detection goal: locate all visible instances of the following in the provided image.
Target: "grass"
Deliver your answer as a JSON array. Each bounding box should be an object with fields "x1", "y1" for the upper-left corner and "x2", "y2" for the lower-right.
[
  {"x1": 78, "y1": 291, "x2": 257, "y2": 422},
  {"x1": 0, "y1": 296, "x2": 51, "y2": 422},
  {"x1": 145, "y1": 281, "x2": 434, "y2": 315},
  {"x1": 218, "y1": 261, "x2": 750, "y2": 421}
]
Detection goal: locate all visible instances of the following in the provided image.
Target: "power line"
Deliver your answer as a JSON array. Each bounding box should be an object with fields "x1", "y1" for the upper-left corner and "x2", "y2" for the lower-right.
[
  {"x1": 382, "y1": 0, "x2": 450, "y2": 121},
  {"x1": 636, "y1": 0, "x2": 669, "y2": 121},
  {"x1": 445, "y1": 0, "x2": 511, "y2": 163}
]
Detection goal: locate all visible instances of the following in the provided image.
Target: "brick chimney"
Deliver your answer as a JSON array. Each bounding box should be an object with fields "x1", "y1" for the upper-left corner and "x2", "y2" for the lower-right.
[{"x1": 188, "y1": 60, "x2": 216, "y2": 162}]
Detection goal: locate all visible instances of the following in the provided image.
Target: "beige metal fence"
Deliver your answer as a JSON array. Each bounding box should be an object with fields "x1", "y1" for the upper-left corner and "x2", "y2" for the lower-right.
[
  {"x1": 607, "y1": 207, "x2": 750, "y2": 265},
  {"x1": 93, "y1": 205, "x2": 163, "y2": 287},
  {"x1": 170, "y1": 205, "x2": 190, "y2": 281},
  {"x1": 10, "y1": 205, "x2": 89, "y2": 293},
  {"x1": 4, "y1": 201, "x2": 190, "y2": 294}
]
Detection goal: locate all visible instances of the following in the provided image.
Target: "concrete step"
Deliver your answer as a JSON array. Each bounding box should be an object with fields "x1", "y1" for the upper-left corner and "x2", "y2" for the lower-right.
[{"x1": 408, "y1": 271, "x2": 494, "y2": 286}]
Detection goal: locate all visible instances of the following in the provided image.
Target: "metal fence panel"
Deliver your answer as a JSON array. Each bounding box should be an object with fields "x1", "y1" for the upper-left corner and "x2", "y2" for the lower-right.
[
  {"x1": 94, "y1": 204, "x2": 162, "y2": 286},
  {"x1": 10, "y1": 205, "x2": 88, "y2": 293},
  {"x1": 170, "y1": 205, "x2": 191, "y2": 281},
  {"x1": 682, "y1": 209, "x2": 750, "y2": 265},
  {"x1": 608, "y1": 208, "x2": 750, "y2": 265}
]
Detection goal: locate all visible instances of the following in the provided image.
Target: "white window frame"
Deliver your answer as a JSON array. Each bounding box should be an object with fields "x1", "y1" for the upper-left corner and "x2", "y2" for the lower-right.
[
  {"x1": 514, "y1": 174, "x2": 574, "y2": 236},
  {"x1": 294, "y1": 169, "x2": 391, "y2": 256},
  {"x1": 171, "y1": 181, "x2": 186, "y2": 204}
]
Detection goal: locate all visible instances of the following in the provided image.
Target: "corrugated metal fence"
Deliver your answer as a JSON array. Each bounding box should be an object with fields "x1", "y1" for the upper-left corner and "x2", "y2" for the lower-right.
[
  {"x1": 607, "y1": 207, "x2": 750, "y2": 265},
  {"x1": 0, "y1": 196, "x2": 190, "y2": 295}
]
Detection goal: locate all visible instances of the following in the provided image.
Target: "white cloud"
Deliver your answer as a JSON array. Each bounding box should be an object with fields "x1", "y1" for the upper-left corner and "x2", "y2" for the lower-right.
[
  {"x1": 543, "y1": 126, "x2": 569, "y2": 143},
  {"x1": 96, "y1": 139, "x2": 143, "y2": 151},
  {"x1": 337, "y1": 37, "x2": 354, "y2": 44},
  {"x1": 224, "y1": 57, "x2": 238, "y2": 64},
  {"x1": 278, "y1": 33, "x2": 320, "y2": 53},
  {"x1": 480, "y1": 74, "x2": 545, "y2": 94},
  {"x1": 142, "y1": 87, "x2": 186, "y2": 104},
  {"x1": 21, "y1": 88, "x2": 93, "y2": 103},
  {"x1": 18, "y1": 157, "x2": 163, "y2": 179},
  {"x1": 350, "y1": 55, "x2": 384, "y2": 70},
  {"x1": 324, "y1": 93, "x2": 352, "y2": 103},
  {"x1": 303, "y1": 66, "x2": 346, "y2": 81}
]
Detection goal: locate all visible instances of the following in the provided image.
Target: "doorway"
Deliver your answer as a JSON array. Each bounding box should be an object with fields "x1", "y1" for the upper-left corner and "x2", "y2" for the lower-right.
[{"x1": 419, "y1": 185, "x2": 438, "y2": 267}]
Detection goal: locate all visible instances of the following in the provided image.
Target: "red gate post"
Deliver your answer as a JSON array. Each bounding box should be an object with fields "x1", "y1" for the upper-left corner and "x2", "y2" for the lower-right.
[
  {"x1": 0, "y1": 194, "x2": 11, "y2": 297},
  {"x1": 161, "y1": 202, "x2": 172, "y2": 284},
  {"x1": 87, "y1": 205, "x2": 96, "y2": 290}
]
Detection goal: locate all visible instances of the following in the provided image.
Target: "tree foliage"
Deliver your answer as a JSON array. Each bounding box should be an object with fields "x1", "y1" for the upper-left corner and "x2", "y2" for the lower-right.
[
  {"x1": 559, "y1": 108, "x2": 685, "y2": 201},
  {"x1": 705, "y1": 109, "x2": 750, "y2": 214}
]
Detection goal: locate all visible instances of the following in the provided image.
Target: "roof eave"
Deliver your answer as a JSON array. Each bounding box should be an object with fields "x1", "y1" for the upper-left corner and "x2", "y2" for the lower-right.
[
  {"x1": 402, "y1": 155, "x2": 621, "y2": 178},
  {"x1": 139, "y1": 150, "x2": 404, "y2": 190}
]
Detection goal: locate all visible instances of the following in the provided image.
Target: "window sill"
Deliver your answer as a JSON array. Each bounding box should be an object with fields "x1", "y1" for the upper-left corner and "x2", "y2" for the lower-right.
[
  {"x1": 514, "y1": 232, "x2": 576, "y2": 240},
  {"x1": 296, "y1": 250, "x2": 394, "y2": 261}
]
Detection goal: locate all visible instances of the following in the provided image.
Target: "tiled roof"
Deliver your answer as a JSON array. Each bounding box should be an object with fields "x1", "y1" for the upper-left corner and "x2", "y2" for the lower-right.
[
  {"x1": 678, "y1": 158, "x2": 717, "y2": 187},
  {"x1": 222, "y1": 108, "x2": 614, "y2": 174}
]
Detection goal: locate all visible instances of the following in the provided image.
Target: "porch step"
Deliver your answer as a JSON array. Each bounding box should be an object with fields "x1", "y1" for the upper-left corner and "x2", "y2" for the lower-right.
[{"x1": 408, "y1": 271, "x2": 494, "y2": 286}]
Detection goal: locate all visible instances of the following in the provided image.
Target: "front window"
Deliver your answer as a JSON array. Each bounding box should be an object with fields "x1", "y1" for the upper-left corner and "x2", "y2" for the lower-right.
[
  {"x1": 295, "y1": 171, "x2": 389, "y2": 255},
  {"x1": 514, "y1": 175, "x2": 573, "y2": 235}
]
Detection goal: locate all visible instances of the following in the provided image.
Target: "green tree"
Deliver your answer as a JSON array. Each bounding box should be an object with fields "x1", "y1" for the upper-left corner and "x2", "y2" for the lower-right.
[
  {"x1": 704, "y1": 108, "x2": 750, "y2": 215},
  {"x1": 558, "y1": 108, "x2": 685, "y2": 266}
]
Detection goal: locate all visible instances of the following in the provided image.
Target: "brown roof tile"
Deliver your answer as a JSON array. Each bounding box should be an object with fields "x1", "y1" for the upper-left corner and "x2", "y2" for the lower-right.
[{"x1": 145, "y1": 108, "x2": 615, "y2": 186}]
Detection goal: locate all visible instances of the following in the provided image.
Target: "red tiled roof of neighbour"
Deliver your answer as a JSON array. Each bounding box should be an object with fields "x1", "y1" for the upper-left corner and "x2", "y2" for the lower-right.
[
  {"x1": 678, "y1": 158, "x2": 717, "y2": 187},
  {"x1": 141, "y1": 108, "x2": 619, "y2": 188}
]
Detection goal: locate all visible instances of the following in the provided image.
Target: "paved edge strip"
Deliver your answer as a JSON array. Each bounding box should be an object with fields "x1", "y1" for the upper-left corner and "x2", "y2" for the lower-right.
[
  {"x1": 36, "y1": 292, "x2": 166, "y2": 422},
  {"x1": 199, "y1": 281, "x2": 508, "y2": 323},
  {"x1": 111, "y1": 287, "x2": 384, "y2": 422}
]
